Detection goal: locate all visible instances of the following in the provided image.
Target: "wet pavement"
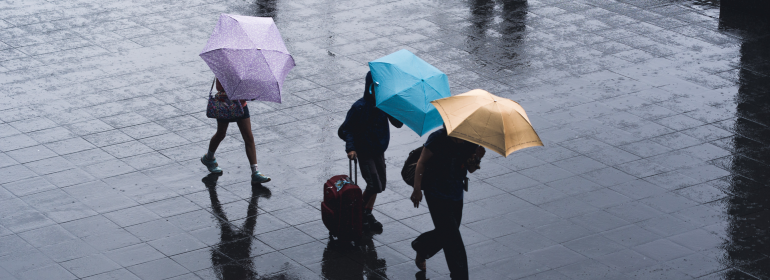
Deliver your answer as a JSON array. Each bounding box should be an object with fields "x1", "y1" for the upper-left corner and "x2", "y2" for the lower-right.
[{"x1": 1, "y1": 0, "x2": 769, "y2": 279}]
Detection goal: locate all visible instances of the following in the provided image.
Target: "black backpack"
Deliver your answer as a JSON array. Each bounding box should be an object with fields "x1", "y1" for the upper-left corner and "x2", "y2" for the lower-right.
[
  {"x1": 400, "y1": 146, "x2": 423, "y2": 187},
  {"x1": 337, "y1": 124, "x2": 345, "y2": 140}
]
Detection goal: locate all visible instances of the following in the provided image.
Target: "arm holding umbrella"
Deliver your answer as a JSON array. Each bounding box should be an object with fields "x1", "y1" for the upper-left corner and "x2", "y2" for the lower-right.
[
  {"x1": 387, "y1": 114, "x2": 403, "y2": 128},
  {"x1": 371, "y1": 84, "x2": 404, "y2": 129}
]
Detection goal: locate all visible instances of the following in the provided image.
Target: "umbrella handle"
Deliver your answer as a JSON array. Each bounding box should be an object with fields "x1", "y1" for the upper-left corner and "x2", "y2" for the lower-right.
[{"x1": 349, "y1": 158, "x2": 357, "y2": 185}]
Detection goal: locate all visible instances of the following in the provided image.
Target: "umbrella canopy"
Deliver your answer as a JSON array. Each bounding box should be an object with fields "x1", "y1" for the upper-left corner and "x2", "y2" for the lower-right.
[
  {"x1": 369, "y1": 49, "x2": 450, "y2": 136},
  {"x1": 430, "y1": 89, "x2": 543, "y2": 157},
  {"x1": 200, "y1": 14, "x2": 295, "y2": 103}
]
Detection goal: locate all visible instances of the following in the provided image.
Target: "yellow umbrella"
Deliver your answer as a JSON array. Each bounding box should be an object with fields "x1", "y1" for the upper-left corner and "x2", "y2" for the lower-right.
[{"x1": 430, "y1": 89, "x2": 543, "y2": 157}]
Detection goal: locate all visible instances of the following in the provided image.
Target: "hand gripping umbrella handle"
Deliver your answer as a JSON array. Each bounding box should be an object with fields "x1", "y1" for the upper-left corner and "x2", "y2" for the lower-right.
[{"x1": 349, "y1": 158, "x2": 357, "y2": 185}]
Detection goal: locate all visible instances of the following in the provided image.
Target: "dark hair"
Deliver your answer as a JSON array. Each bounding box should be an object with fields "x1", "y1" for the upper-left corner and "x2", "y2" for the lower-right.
[{"x1": 364, "y1": 72, "x2": 375, "y2": 102}]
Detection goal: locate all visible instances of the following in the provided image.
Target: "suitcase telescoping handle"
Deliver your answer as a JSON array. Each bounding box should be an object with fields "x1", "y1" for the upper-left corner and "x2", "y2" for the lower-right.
[{"x1": 349, "y1": 158, "x2": 357, "y2": 185}]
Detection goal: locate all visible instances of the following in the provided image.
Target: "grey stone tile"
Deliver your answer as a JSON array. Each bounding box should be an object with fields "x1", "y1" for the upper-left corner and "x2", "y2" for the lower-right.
[
  {"x1": 668, "y1": 229, "x2": 724, "y2": 252},
  {"x1": 82, "y1": 269, "x2": 141, "y2": 280},
  {"x1": 6, "y1": 145, "x2": 58, "y2": 163},
  {"x1": 62, "y1": 148, "x2": 116, "y2": 167},
  {"x1": 2, "y1": 176, "x2": 56, "y2": 197},
  {"x1": 503, "y1": 207, "x2": 563, "y2": 229},
  {"x1": 466, "y1": 239, "x2": 519, "y2": 265},
  {"x1": 575, "y1": 188, "x2": 632, "y2": 209},
  {"x1": 483, "y1": 171, "x2": 542, "y2": 192},
  {"x1": 0, "y1": 134, "x2": 39, "y2": 152},
  {"x1": 44, "y1": 137, "x2": 96, "y2": 155},
  {"x1": 82, "y1": 158, "x2": 136, "y2": 179},
  {"x1": 486, "y1": 254, "x2": 551, "y2": 279},
  {"x1": 17, "y1": 224, "x2": 77, "y2": 248},
  {"x1": 17, "y1": 263, "x2": 77, "y2": 280},
  {"x1": 103, "y1": 206, "x2": 161, "y2": 228},
  {"x1": 23, "y1": 156, "x2": 74, "y2": 175},
  {"x1": 125, "y1": 219, "x2": 185, "y2": 242},
  {"x1": 147, "y1": 233, "x2": 207, "y2": 256},
  {"x1": 546, "y1": 176, "x2": 604, "y2": 196},
  {"x1": 58, "y1": 253, "x2": 121, "y2": 278},
  {"x1": 518, "y1": 164, "x2": 575, "y2": 183},
  {"x1": 39, "y1": 239, "x2": 98, "y2": 263},
  {"x1": 637, "y1": 214, "x2": 698, "y2": 237},
  {"x1": 640, "y1": 192, "x2": 698, "y2": 214},
  {"x1": 513, "y1": 185, "x2": 569, "y2": 205},
  {"x1": 633, "y1": 238, "x2": 694, "y2": 261},
  {"x1": 625, "y1": 264, "x2": 694, "y2": 280},
  {"x1": 606, "y1": 201, "x2": 663, "y2": 223},
  {"x1": 125, "y1": 257, "x2": 189, "y2": 280},
  {"x1": 256, "y1": 226, "x2": 316, "y2": 250},
  {"x1": 596, "y1": 249, "x2": 658, "y2": 273},
  {"x1": 20, "y1": 188, "x2": 98, "y2": 223},
  {"x1": 568, "y1": 210, "x2": 628, "y2": 233},
  {"x1": 580, "y1": 167, "x2": 636, "y2": 188}
]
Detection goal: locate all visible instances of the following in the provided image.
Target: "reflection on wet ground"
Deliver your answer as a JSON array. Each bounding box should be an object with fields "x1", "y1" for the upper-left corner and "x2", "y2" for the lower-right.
[{"x1": 0, "y1": 0, "x2": 769, "y2": 279}]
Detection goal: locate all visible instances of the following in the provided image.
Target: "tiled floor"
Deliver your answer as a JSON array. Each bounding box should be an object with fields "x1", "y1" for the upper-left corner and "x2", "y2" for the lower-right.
[{"x1": 0, "y1": 0, "x2": 769, "y2": 279}]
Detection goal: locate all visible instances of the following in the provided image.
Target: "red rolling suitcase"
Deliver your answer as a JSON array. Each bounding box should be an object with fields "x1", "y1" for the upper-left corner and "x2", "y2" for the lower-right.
[{"x1": 321, "y1": 159, "x2": 363, "y2": 244}]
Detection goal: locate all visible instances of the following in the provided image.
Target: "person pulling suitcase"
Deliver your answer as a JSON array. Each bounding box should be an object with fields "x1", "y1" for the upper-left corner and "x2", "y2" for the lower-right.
[{"x1": 339, "y1": 71, "x2": 403, "y2": 230}]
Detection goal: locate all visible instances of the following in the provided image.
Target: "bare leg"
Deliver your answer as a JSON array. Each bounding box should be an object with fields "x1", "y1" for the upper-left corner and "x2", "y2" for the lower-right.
[
  {"x1": 208, "y1": 121, "x2": 229, "y2": 155},
  {"x1": 363, "y1": 191, "x2": 377, "y2": 209},
  {"x1": 236, "y1": 118, "x2": 257, "y2": 165}
]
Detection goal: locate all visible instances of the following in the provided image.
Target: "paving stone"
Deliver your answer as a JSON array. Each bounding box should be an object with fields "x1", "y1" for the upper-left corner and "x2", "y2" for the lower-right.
[{"x1": 0, "y1": 0, "x2": 768, "y2": 278}]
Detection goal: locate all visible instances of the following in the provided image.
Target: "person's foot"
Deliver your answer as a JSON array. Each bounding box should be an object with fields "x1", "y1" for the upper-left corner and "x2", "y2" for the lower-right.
[
  {"x1": 251, "y1": 171, "x2": 271, "y2": 184},
  {"x1": 363, "y1": 212, "x2": 382, "y2": 229},
  {"x1": 415, "y1": 253, "x2": 426, "y2": 271},
  {"x1": 412, "y1": 239, "x2": 427, "y2": 271},
  {"x1": 200, "y1": 155, "x2": 223, "y2": 173}
]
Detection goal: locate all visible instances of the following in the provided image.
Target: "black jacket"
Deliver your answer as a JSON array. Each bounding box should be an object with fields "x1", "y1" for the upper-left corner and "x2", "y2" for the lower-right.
[{"x1": 341, "y1": 72, "x2": 403, "y2": 155}]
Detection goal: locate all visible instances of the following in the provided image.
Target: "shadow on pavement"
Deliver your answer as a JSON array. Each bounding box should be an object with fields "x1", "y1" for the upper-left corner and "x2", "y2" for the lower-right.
[
  {"x1": 203, "y1": 173, "x2": 283, "y2": 279},
  {"x1": 320, "y1": 232, "x2": 388, "y2": 279}
]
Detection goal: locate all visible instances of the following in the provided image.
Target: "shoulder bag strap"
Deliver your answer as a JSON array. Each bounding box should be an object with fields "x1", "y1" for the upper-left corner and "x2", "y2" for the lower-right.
[{"x1": 209, "y1": 79, "x2": 216, "y2": 98}]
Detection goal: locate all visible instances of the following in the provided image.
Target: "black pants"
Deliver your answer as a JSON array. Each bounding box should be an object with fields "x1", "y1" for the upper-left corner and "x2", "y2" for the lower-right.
[
  {"x1": 358, "y1": 153, "x2": 386, "y2": 193},
  {"x1": 413, "y1": 192, "x2": 468, "y2": 280}
]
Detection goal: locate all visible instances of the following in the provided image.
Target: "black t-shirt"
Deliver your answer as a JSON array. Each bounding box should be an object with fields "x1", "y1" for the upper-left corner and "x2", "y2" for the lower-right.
[{"x1": 422, "y1": 129, "x2": 479, "y2": 201}]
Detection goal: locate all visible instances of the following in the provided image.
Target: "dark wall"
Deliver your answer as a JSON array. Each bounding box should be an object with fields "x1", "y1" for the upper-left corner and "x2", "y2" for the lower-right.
[
  {"x1": 721, "y1": 0, "x2": 770, "y2": 23},
  {"x1": 719, "y1": 4, "x2": 770, "y2": 279}
]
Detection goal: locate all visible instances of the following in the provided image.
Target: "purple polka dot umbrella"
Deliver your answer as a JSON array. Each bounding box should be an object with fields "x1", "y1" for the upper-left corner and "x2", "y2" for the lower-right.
[{"x1": 200, "y1": 14, "x2": 295, "y2": 103}]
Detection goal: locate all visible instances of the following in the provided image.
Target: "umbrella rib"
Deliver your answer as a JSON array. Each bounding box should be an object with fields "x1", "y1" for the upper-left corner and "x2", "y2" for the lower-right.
[
  {"x1": 232, "y1": 78, "x2": 245, "y2": 100},
  {"x1": 505, "y1": 100, "x2": 544, "y2": 155},
  {"x1": 259, "y1": 49, "x2": 281, "y2": 87},
  {"x1": 496, "y1": 101, "x2": 508, "y2": 157},
  {"x1": 433, "y1": 101, "x2": 451, "y2": 129},
  {"x1": 388, "y1": 63, "x2": 422, "y2": 92},
  {"x1": 422, "y1": 77, "x2": 446, "y2": 99}
]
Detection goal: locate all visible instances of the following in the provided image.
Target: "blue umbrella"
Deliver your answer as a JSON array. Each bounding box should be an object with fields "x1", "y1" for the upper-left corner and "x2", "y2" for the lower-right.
[{"x1": 369, "y1": 49, "x2": 450, "y2": 136}]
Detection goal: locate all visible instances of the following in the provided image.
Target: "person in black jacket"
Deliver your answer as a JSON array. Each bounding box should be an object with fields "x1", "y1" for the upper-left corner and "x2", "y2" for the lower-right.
[
  {"x1": 409, "y1": 127, "x2": 484, "y2": 280},
  {"x1": 340, "y1": 71, "x2": 403, "y2": 230}
]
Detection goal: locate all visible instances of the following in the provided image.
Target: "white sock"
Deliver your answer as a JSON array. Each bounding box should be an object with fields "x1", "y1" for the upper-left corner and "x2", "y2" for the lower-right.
[
  {"x1": 206, "y1": 150, "x2": 215, "y2": 160},
  {"x1": 250, "y1": 164, "x2": 258, "y2": 174}
]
